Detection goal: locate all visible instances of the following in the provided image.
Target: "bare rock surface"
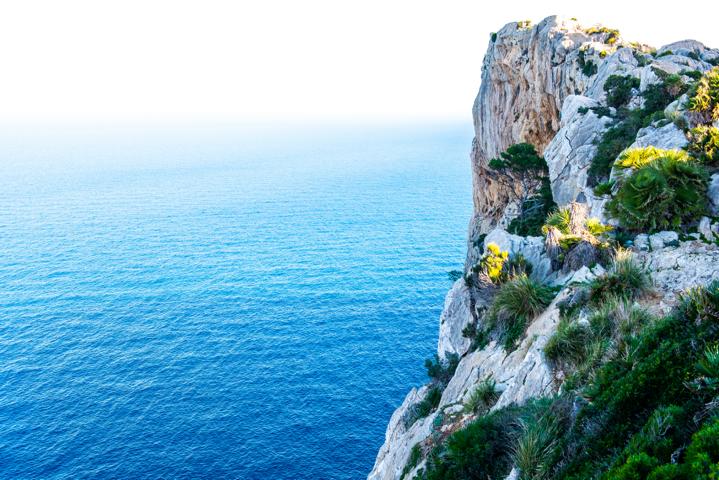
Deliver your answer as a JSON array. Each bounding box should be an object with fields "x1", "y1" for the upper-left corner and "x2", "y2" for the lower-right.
[{"x1": 437, "y1": 280, "x2": 473, "y2": 360}]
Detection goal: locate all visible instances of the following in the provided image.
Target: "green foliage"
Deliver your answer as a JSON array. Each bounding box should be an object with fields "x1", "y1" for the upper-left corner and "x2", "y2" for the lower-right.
[
  {"x1": 586, "y1": 218, "x2": 613, "y2": 237},
  {"x1": 613, "y1": 147, "x2": 689, "y2": 170},
  {"x1": 544, "y1": 316, "x2": 592, "y2": 368},
  {"x1": 593, "y1": 180, "x2": 614, "y2": 196},
  {"x1": 694, "y1": 343, "x2": 719, "y2": 395},
  {"x1": 552, "y1": 280, "x2": 719, "y2": 478},
  {"x1": 464, "y1": 377, "x2": 499, "y2": 414},
  {"x1": 589, "y1": 249, "x2": 650, "y2": 303},
  {"x1": 404, "y1": 386, "x2": 443, "y2": 428},
  {"x1": 606, "y1": 154, "x2": 708, "y2": 231},
  {"x1": 508, "y1": 178, "x2": 557, "y2": 236},
  {"x1": 503, "y1": 253, "x2": 533, "y2": 280},
  {"x1": 425, "y1": 353, "x2": 460, "y2": 386},
  {"x1": 426, "y1": 280, "x2": 719, "y2": 480},
  {"x1": 688, "y1": 125, "x2": 719, "y2": 164},
  {"x1": 643, "y1": 71, "x2": 687, "y2": 113},
  {"x1": 588, "y1": 71, "x2": 688, "y2": 184},
  {"x1": 585, "y1": 26, "x2": 620, "y2": 45},
  {"x1": 685, "y1": 417, "x2": 719, "y2": 479},
  {"x1": 542, "y1": 207, "x2": 571, "y2": 235},
  {"x1": 587, "y1": 110, "x2": 644, "y2": 185},
  {"x1": 656, "y1": 49, "x2": 673, "y2": 58},
  {"x1": 517, "y1": 20, "x2": 532, "y2": 29},
  {"x1": 604, "y1": 75, "x2": 640, "y2": 108},
  {"x1": 633, "y1": 50, "x2": 650, "y2": 67},
  {"x1": 401, "y1": 443, "x2": 422, "y2": 479},
  {"x1": 422, "y1": 409, "x2": 517, "y2": 480},
  {"x1": 479, "y1": 242, "x2": 509, "y2": 283},
  {"x1": 489, "y1": 143, "x2": 555, "y2": 236},
  {"x1": 491, "y1": 32, "x2": 497, "y2": 42},
  {"x1": 489, "y1": 143, "x2": 547, "y2": 172},
  {"x1": 578, "y1": 48, "x2": 598, "y2": 77},
  {"x1": 688, "y1": 66, "x2": 719, "y2": 122},
  {"x1": 513, "y1": 414, "x2": 562, "y2": 480},
  {"x1": 488, "y1": 274, "x2": 555, "y2": 350}
]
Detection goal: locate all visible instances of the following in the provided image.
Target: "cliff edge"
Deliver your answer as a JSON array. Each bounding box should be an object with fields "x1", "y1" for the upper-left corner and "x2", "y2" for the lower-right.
[{"x1": 369, "y1": 15, "x2": 719, "y2": 480}]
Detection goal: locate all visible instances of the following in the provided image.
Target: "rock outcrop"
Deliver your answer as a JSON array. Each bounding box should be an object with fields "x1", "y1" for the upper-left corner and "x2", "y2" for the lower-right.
[{"x1": 369, "y1": 15, "x2": 719, "y2": 480}]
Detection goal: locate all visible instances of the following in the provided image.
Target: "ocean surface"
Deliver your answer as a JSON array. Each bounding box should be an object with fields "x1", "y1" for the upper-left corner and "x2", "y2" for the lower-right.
[{"x1": 0, "y1": 123, "x2": 474, "y2": 479}]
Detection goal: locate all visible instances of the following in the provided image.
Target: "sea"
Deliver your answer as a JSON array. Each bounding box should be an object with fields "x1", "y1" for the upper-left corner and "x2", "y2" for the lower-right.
[{"x1": 0, "y1": 122, "x2": 474, "y2": 479}]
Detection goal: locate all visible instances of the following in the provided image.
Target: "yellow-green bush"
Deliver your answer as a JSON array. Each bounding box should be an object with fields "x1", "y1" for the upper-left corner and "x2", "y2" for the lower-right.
[
  {"x1": 688, "y1": 66, "x2": 719, "y2": 122},
  {"x1": 613, "y1": 147, "x2": 689, "y2": 170}
]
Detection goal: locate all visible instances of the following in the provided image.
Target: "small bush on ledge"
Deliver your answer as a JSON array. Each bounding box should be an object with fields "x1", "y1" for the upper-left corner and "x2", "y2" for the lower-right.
[
  {"x1": 606, "y1": 153, "x2": 708, "y2": 231},
  {"x1": 687, "y1": 125, "x2": 719, "y2": 164},
  {"x1": 487, "y1": 274, "x2": 555, "y2": 350},
  {"x1": 589, "y1": 248, "x2": 651, "y2": 303},
  {"x1": 687, "y1": 66, "x2": 719, "y2": 123}
]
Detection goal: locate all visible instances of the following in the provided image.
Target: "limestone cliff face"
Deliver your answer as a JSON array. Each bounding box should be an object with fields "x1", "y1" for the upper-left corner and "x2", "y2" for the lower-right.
[
  {"x1": 468, "y1": 17, "x2": 598, "y2": 265},
  {"x1": 368, "y1": 15, "x2": 719, "y2": 480}
]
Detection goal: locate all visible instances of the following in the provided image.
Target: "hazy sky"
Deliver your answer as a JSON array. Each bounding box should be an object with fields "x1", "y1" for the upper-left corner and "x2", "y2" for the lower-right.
[{"x1": 1, "y1": 0, "x2": 718, "y2": 123}]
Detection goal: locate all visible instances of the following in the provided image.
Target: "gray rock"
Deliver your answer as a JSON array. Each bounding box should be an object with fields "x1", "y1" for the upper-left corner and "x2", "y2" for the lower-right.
[
  {"x1": 634, "y1": 234, "x2": 650, "y2": 251},
  {"x1": 630, "y1": 122, "x2": 687, "y2": 150},
  {"x1": 437, "y1": 280, "x2": 473, "y2": 360},
  {"x1": 699, "y1": 216, "x2": 715, "y2": 242},
  {"x1": 544, "y1": 95, "x2": 612, "y2": 209},
  {"x1": 638, "y1": 241, "x2": 719, "y2": 314},
  {"x1": 562, "y1": 241, "x2": 599, "y2": 273},
  {"x1": 649, "y1": 231, "x2": 679, "y2": 250},
  {"x1": 483, "y1": 229, "x2": 552, "y2": 281},
  {"x1": 708, "y1": 174, "x2": 719, "y2": 215}
]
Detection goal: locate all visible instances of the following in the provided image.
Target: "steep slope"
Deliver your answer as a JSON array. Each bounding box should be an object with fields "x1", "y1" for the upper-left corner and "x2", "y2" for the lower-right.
[{"x1": 369, "y1": 15, "x2": 719, "y2": 480}]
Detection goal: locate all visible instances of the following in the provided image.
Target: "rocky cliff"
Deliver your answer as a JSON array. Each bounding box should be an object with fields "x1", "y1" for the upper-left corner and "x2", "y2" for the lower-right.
[{"x1": 369, "y1": 15, "x2": 719, "y2": 480}]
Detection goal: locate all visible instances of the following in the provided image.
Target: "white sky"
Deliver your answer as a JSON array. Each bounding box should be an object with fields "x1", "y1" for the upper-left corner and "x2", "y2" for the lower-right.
[{"x1": 1, "y1": 0, "x2": 718, "y2": 123}]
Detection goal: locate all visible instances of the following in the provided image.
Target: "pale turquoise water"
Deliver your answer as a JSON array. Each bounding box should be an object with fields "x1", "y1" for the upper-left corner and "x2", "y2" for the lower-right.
[{"x1": 0, "y1": 123, "x2": 473, "y2": 479}]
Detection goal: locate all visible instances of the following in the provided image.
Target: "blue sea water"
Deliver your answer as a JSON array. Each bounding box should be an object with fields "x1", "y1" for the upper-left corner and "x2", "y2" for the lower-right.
[{"x1": 0, "y1": 123, "x2": 473, "y2": 479}]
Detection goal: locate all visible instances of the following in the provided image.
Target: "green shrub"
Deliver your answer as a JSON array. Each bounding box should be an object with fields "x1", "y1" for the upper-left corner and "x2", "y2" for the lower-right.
[
  {"x1": 613, "y1": 146, "x2": 689, "y2": 170},
  {"x1": 587, "y1": 110, "x2": 644, "y2": 184},
  {"x1": 585, "y1": 26, "x2": 620, "y2": 45},
  {"x1": 606, "y1": 154, "x2": 708, "y2": 231},
  {"x1": 696, "y1": 344, "x2": 719, "y2": 393},
  {"x1": 422, "y1": 409, "x2": 517, "y2": 480},
  {"x1": 643, "y1": 71, "x2": 687, "y2": 113},
  {"x1": 464, "y1": 377, "x2": 499, "y2": 414},
  {"x1": 405, "y1": 386, "x2": 443, "y2": 428},
  {"x1": 489, "y1": 144, "x2": 556, "y2": 236},
  {"x1": 594, "y1": 180, "x2": 614, "y2": 196},
  {"x1": 585, "y1": 217, "x2": 613, "y2": 237},
  {"x1": 513, "y1": 416, "x2": 561, "y2": 480},
  {"x1": 685, "y1": 417, "x2": 719, "y2": 479},
  {"x1": 488, "y1": 274, "x2": 555, "y2": 350},
  {"x1": 425, "y1": 353, "x2": 460, "y2": 386},
  {"x1": 589, "y1": 249, "x2": 650, "y2": 303},
  {"x1": 578, "y1": 48, "x2": 598, "y2": 77},
  {"x1": 507, "y1": 178, "x2": 557, "y2": 236},
  {"x1": 542, "y1": 207, "x2": 571, "y2": 235},
  {"x1": 688, "y1": 125, "x2": 719, "y2": 164},
  {"x1": 688, "y1": 66, "x2": 719, "y2": 122},
  {"x1": 401, "y1": 443, "x2": 423, "y2": 479},
  {"x1": 554, "y1": 281, "x2": 719, "y2": 478},
  {"x1": 544, "y1": 316, "x2": 592, "y2": 367},
  {"x1": 604, "y1": 75, "x2": 640, "y2": 108}
]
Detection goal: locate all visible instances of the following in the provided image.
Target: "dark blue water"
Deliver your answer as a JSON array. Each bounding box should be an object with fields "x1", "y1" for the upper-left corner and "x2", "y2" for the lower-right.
[{"x1": 0, "y1": 123, "x2": 473, "y2": 479}]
